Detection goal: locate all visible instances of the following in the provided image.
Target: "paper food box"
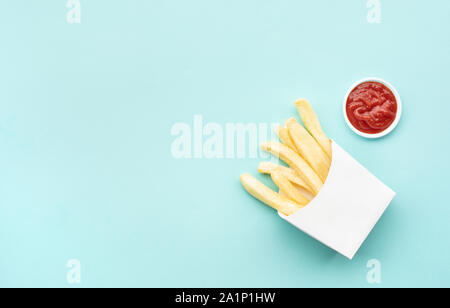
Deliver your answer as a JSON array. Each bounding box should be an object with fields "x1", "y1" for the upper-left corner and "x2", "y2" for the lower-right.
[
  {"x1": 240, "y1": 98, "x2": 398, "y2": 260},
  {"x1": 278, "y1": 140, "x2": 395, "y2": 259}
]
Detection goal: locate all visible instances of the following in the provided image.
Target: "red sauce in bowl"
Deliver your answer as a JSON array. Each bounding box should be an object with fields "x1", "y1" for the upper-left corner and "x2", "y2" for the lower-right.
[{"x1": 346, "y1": 81, "x2": 397, "y2": 134}]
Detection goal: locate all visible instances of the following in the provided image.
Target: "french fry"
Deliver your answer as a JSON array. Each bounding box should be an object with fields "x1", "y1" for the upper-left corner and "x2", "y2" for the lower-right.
[
  {"x1": 260, "y1": 141, "x2": 323, "y2": 195},
  {"x1": 275, "y1": 125, "x2": 296, "y2": 150},
  {"x1": 286, "y1": 118, "x2": 330, "y2": 182},
  {"x1": 270, "y1": 171, "x2": 309, "y2": 206},
  {"x1": 295, "y1": 99, "x2": 332, "y2": 159},
  {"x1": 240, "y1": 173, "x2": 303, "y2": 216},
  {"x1": 257, "y1": 161, "x2": 313, "y2": 195}
]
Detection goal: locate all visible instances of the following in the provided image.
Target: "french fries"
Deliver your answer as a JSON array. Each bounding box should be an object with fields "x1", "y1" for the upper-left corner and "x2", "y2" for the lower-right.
[
  {"x1": 274, "y1": 125, "x2": 296, "y2": 150},
  {"x1": 257, "y1": 161, "x2": 313, "y2": 194},
  {"x1": 240, "y1": 99, "x2": 331, "y2": 216},
  {"x1": 270, "y1": 172, "x2": 309, "y2": 206},
  {"x1": 295, "y1": 99, "x2": 332, "y2": 159},
  {"x1": 286, "y1": 118, "x2": 331, "y2": 182},
  {"x1": 240, "y1": 173, "x2": 303, "y2": 216},
  {"x1": 260, "y1": 141, "x2": 323, "y2": 195}
]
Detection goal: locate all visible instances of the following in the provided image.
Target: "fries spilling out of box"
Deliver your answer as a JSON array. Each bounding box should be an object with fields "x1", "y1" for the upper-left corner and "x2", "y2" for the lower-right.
[{"x1": 240, "y1": 99, "x2": 395, "y2": 259}]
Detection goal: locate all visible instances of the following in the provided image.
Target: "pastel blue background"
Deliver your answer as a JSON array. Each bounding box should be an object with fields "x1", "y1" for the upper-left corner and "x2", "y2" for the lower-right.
[{"x1": 1, "y1": 0, "x2": 449, "y2": 288}]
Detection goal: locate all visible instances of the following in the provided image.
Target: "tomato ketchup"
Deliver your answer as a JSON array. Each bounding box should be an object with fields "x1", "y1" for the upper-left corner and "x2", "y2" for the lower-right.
[{"x1": 346, "y1": 81, "x2": 397, "y2": 134}]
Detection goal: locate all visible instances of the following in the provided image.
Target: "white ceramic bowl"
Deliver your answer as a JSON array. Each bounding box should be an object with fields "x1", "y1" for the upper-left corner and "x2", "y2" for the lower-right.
[{"x1": 343, "y1": 77, "x2": 402, "y2": 139}]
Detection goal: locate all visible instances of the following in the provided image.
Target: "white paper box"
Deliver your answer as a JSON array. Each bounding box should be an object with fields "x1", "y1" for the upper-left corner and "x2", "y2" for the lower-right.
[{"x1": 278, "y1": 141, "x2": 396, "y2": 260}]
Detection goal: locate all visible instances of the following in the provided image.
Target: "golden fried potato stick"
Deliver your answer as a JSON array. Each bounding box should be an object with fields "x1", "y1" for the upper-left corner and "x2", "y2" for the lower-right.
[
  {"x1": 286, "y1": 118, "x2": 331, "y2": 183},
  {"x1": 257, "y1": 161, "x2": 314, "y2": 195},
  {"x1": 240, "y1": 173, "x2": 303, "y2": 216},
  {"x1": 270, "y1": 171, "x2": 309, "y2": 206},
  {"x1": 260, "y1": 141, "x2": 323, "y2": 195},
  {"x1": 274, "y1": 125, "x2": 296, "y2": 150},
  {"x1": 295, "y1": 99, "x2": 332, "y2": 159}
]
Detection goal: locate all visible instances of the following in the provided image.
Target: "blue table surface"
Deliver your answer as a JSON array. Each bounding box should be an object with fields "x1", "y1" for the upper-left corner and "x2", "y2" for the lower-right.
[{"x1": 1, "y1": 0, "x2": 449, "y2": 287}]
